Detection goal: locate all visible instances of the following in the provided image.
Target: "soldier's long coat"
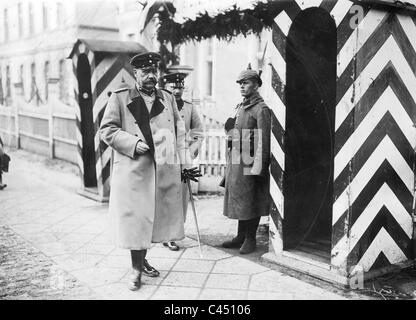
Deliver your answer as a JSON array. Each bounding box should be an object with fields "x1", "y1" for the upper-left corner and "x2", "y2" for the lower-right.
[
  {"x1": 223, "y1": 92, "x2": 271, "y2": 220},
  {"x1": 100, "y1": 87, "x2": 190, "y2": 250},
  {"x1": 178, "y1": 100, "x2": 203, "y2": 220}
]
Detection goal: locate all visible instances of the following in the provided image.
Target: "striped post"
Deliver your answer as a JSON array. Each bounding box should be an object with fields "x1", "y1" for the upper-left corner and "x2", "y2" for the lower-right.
[{"x1": 70, "y1": 40, "x2": 136, "y2": 200}]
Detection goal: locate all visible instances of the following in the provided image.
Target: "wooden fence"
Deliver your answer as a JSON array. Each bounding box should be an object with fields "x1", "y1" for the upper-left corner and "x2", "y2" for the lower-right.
[
  {"x1": 193, "y1": 99, "x2": 227, "y2": 179},
  {"x1": 0, "y1": 107, "x2": 78, "y2": 164}
]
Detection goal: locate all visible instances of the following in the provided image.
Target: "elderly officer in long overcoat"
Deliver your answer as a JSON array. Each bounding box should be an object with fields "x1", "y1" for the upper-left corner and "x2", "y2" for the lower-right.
[
  {"x1": 222, "y1": 65, "x2": 271, "y2": 254},
  {"x1": 160, "y1": 72, "x2": 204, "y2": 251},
  {"x1": 100, "y1": 52, "x2": 192, "y2": 291}
]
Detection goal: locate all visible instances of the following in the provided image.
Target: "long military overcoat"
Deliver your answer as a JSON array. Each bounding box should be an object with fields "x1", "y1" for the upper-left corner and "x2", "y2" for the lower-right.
[
  {"x1": 223, "y1": 92, "x2": 271, "y2": 220},
  {"x1": 178, "y1": 99, "x2": 203, "y2": 220},
  {"x1": 100, "y1": 87, "x2": 190, "y2": 250}
]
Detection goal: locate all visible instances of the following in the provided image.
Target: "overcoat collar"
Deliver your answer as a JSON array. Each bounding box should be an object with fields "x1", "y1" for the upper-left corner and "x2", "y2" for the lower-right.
[
  {"x1": 129, "y1": 85, "x2": 165, "y2": 102},
  {"x1": 126, "y1": 86, "x2": 166, "y2": 156},
  {"x1": 128, "y1": 85, "x2": 165, "y2": 119},
  {"x1": 241, "y1": 92, "x2": 264, "y2": 110}
]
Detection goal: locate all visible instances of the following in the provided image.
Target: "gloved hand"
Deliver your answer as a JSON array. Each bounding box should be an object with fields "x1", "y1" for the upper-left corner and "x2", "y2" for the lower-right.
[{"x1": 181, "y1": 167, "x2": 202, "y2": 183}]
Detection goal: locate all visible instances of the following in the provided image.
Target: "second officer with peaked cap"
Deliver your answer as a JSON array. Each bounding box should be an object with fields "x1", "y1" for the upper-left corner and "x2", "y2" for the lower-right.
[
  {"x1": 160, "y1": 70, "x2": 204, "y2": 251},
  {"x1": 100, "y1": 52, "x2": 193, "y2": 291}
]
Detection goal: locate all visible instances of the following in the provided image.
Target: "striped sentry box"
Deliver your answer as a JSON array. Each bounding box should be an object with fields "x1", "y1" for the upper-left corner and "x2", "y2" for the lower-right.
[
  {"x1": 264, "y1": 0, "x2": 416, "y2": 277},
  {"x1": 70, "y1": 40, "x2": 137, "y2": 201}
]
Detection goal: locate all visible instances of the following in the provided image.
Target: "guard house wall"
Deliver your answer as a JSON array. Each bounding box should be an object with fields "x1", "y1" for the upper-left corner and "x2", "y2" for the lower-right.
[
  {"x1": 91, "y1": 53, "x2": 136, "y2": 199},
  {"x1": 69, "y1": 40, "x2": 138, "y2": 200},
  {"x1": 264, "y1": 0, "x2": 416, "y2": 278}
]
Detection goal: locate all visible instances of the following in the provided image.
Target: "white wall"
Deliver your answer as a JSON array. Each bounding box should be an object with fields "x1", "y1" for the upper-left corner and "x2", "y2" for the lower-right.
[{"x1": 180, "y1": 32, "x2": 268, "y2": 123}]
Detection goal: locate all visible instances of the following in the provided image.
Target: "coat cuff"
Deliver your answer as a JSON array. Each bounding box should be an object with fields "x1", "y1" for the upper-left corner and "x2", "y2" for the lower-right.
[{"x1": 113, "y1": 130, "x2": 142, "y2": 159}]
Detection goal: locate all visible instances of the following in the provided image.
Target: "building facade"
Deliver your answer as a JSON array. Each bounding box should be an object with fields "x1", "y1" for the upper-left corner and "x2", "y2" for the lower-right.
[
  {"x1": 0, "y1": 0, "x2": 120, "y2": 155},
  {"x1": 117, "y1": 0, "x2": 268, "y2": 124}
]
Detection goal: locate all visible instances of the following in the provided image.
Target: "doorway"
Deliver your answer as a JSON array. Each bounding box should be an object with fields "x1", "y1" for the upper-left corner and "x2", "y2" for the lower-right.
[
  {"x1": 283, "y1": 8, "x2": 337, "y2": 263},
  {"x1": 77, "y1": 54, "x2": 97, "y2": 188}
]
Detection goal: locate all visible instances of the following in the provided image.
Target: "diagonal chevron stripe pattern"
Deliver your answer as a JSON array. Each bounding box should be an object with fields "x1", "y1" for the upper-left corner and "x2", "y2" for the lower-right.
[
  {"x1": 266, "y1": 0, "x2": 416, "y2": 275},
  {"x1": 72, "y1": 44, "x2": 94, "y2": 182},
  {"x1": 92, "y1": 60, "x2": 135, "y2": 198},
  {"x1": 70, "y1": 41, "x2": 135, "y2": 200}
]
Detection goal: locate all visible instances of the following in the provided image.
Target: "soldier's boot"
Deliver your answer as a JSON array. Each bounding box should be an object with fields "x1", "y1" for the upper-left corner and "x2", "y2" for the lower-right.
[
  {"x1": 239, "y1": 217, "x2": 260, "y2": 254},
  {"x1": 222, "y1": 220, "x2": 247, "y2": 249},
  {"x1": 128, "y1": 250, "x2": 145, "y2": 291}
]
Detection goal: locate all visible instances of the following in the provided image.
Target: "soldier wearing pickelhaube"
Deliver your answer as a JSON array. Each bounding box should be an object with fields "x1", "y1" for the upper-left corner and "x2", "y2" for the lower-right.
[
  {"x1": 100, "y1": 52, "x2": 196, "y2": 291},
  {"x1": 160, "y1": 71, "x2": 204, "y2": 251},
  {"x1": 222, "y1": 64, "x2": 271, "y2": 254}
]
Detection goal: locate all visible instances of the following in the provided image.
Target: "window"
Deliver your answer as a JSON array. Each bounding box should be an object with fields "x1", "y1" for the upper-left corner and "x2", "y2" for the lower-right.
[
  {"x1": 0, "y1": 67, "x2": 3, "y2": 104},
  {"x1": 29, "y1": 3, "x2": 34, "y2": 35},
  {"x1": 257, "y1": 36, "x2": 262, "y2": 69},
  {"x1": 18, "y1": 3, "x2": 23, "y2": 38},
  {"x1": 206, "y1": 39, "x2": 214, "y2": 97},
  {"x1": 59, "y1": 59, "x2": 67, "y2": 103},
  {"x1": 31, "y1": 63, "x2": 36, "y2": 80},
  {"x1": 43, "y1": 2, "x2": 48, "y2": 30},
  {"x1": 256, "y1": 34, "x2": 268, "y2": 70},
  {"x1": 206, "y1": 61, "x2": 213, "y2": 97},
  {"x1": 30, "y1": 62, "x2": 36, "y2": 100},
  {"x1": 57, "y1": 2, "x2": 64, "y2": 26},
  {"x1": 4, "y1": 8, "x2": 9, "y2": 42},
  {"x1": 0, "y1": 75, "x2": 3, "y2": 105},
  {"x1": 5, "y1": 65, "x2": 11, "y2": 105},
  {"x1": 207, "y1": 38, "x2": 213, "y2": 56},
  {"x1": 44, "y1": 61, "x2": 49, "y2": 100},
  {"x1": 20, "y1": 64, "x2": 24, "y2": 96}
]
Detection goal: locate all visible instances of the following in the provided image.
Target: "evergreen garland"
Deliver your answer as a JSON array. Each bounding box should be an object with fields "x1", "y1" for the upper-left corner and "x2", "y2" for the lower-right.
[{"x1": 157, "y1": 1, "x2": 284, "y2": 46}]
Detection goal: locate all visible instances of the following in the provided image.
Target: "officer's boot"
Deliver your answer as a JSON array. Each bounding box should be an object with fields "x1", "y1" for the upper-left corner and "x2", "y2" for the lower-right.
[
  {"x1": 142, "y1": 250, "x2": 160, "y2": 277},
  {"x1": 239, "y1": 217, "x2": 260, "y2": 254},
  {"x1": 222, "y1": 220, "x2": 246, "y2": 248},
  {"x1": 128, "y1": 250, "x2": 144, "y2": 291}
]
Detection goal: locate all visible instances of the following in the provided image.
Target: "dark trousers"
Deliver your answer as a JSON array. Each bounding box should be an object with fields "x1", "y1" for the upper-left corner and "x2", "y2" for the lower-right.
[
  {"x1": 130, "y1": 249, "x2": 146, "y2": 271},
  {"x1": 236, "y1": 217, "x2": 260, "y2": 239},
  {"x1": 242, "y1": 217, "x2": 260, "y2": 239}
]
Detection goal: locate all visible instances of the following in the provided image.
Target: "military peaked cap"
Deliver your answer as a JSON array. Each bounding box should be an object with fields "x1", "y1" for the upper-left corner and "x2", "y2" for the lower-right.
[
  {"x1": 130, "y1": 52, "x2": 161, "y2": 68},
  {"x1": 161, "y1": 72, "x2": 188, "y2": 87}
]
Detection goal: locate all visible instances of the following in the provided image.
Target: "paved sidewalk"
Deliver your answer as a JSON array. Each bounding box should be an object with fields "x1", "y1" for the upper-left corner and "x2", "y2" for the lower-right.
[{"x1": 0, "y1": 150, "x2": 360, "y2": 300}]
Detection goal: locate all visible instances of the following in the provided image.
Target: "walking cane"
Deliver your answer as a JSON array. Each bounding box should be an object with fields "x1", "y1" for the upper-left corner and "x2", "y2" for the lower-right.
[{"x1": 187, "y1": 180, "x2": 204, "y2": 258}]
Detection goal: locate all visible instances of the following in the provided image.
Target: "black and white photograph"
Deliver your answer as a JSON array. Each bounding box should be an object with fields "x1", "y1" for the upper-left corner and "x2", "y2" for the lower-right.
[{"x1": 0, "y1": 0, "x2": 416, "y2": 305}]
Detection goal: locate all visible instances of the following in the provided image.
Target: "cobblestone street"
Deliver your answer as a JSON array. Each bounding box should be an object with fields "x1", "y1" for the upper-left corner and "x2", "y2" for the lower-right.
[
  {"x1": 0, "y1": 150, "x2": 367, "y2": 300},
  {"x1": 0, "y1": 226, "x2": 98, "y2": 299}
]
